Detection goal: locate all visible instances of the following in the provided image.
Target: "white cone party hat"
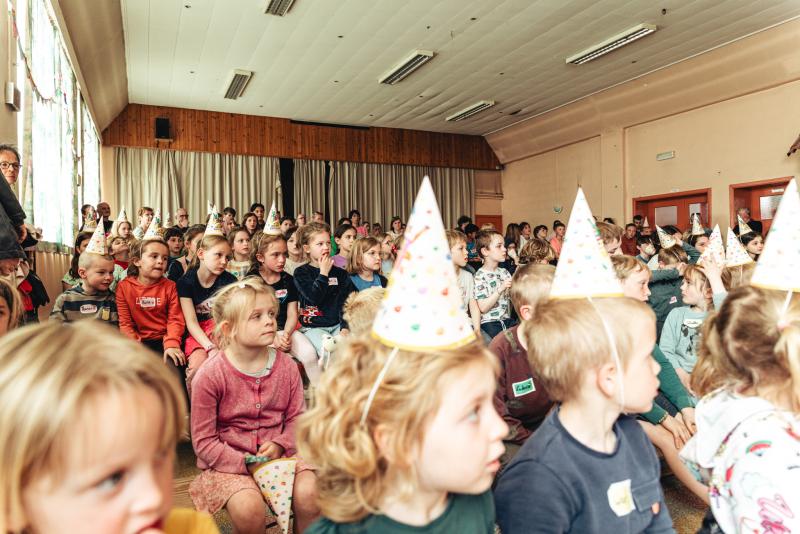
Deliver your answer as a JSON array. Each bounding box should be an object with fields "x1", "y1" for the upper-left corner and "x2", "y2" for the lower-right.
[
  {"x1": 698, "y1": 225, "x2": 725, "y2": 267},
  {"x1": 549, "y1": 188, "x2": 623, "y2": 299},
  {"x1": 205, "y1": 204, "x2": 224, "y2": 237},
  {"x1": 253, "y1": 458, "x2": 296, "y2": 534},
  {"x1": 656, "y1": 225, "x2": 677, "y2": 249},
  {"x1": 642, "y1": 216, "x2": 650, "y2": 228},
  {"x1": 207, "y1": 200, "x2": 214, "y2": 216},
  {"x1": 691, "y1": 213, "x2": 705, "y2": 236},
  {"x1": 84, "y1": 222, "x2": 107, "y2": 255},
  {"x1": 264, "y1": 201, "x2": 282, "y2": 235},
  {"x1": 737, "y1": 215, "x2": 754, "y2": 236},
  {"x1": 725, "y1": 227, "x2": 754, "y2": 267},
  {"x1": 142, "y1": 210, "x2": 162, "y2": 240},
  {"x1": 372, "y1": 177, "x2": 475, "y2": 351},
  {"x1": 163, "y1": 212, "x2": 172, "y2": 228},
  {"x1": 116, "y1": 208, "x2": 129, "y2": 225},
  {"x1": 751, "y1": 179, "x2": 800, "y2": 291},
  {"x1": 83, "y1": 209, "x2": 98, "y2": 232}
]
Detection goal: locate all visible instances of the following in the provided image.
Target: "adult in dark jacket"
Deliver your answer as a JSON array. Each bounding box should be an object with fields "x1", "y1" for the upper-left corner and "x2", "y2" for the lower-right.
[{"x1": 0, "y1": 163, "x2": 26, "y2": 275}]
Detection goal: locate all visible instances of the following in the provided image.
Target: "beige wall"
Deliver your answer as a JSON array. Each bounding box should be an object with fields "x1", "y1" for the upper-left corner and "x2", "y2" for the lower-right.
[{"x1": 0, "y1": 0, "x2": 18, "y2": 145}]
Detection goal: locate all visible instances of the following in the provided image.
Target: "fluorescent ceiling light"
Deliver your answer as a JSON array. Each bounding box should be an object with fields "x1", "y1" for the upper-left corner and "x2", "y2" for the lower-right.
[
  {"x1": 264, "y1": 0, "x2": 295, "y2": 16},
  {"x1": 379, "y1": 50, "x2": 435, "y2": 85},
  {"x1": 566, "y1": 23, "x2": 657, "y2": 65},
  {"x1": 446, "y1": 100, "x2": 495, "y2": 122},
  {"x1": 224, "y1": 70, "x2": 253, "y2": 100}
]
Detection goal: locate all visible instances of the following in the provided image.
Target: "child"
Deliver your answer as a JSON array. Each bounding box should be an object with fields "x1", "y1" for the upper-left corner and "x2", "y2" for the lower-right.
[
  {"x1": 648, "y1": 245, "x2": 689, "y2": 339},
  {"x1": 168, "y1": 224, "x2": 205, "y2": 282},
  {"x1": 189, "y1": 278, "x2": 319, "y2": 533},
  {"x1": 0, "y1": 321, "x2": 219, "y2": 534},
  {"x1": 596, "y1": 221, "x2": 623, "y2": 255},
  {"x1": 285, "y1": 226, "x2": 306, "y2": 275},
  {"x1": 659, "y1": 264, "x2": 713, "y2": 391},
  {"x1": 249, "y1": 233, "x2": 321, "y2": 386},
  {"x1": 494, "y1": 297, "x2": 672, "y2": 532},
  {"x1": 682, "y1": 286, "x2": 800, "y2": 532},
  {"x1": 110, "y1": 210, "x2": 133, "y2": 240},
  {"x1": 635, "y1": 234, "x2": 657, "y2": 264},
  {"x1": 342, "y1": 286, "x2": 385, "y2": 335},
  {"x1": 226, "y1": 226, "x2": 252, "y2": 280},
  {"x1": 0, "y1": 276, "x2": 22, "y2": 336},
  {"x1": 464, "y1": 223, "x2": 481, "y2": 270},
  {"x1": 377, "y1": 232, "x2": 394, "y2": 275},
  {"x1": 346, "y1": 236, "x2": 387, "y2": 291},
  {"x1": 332, "y1": 223, "x2": 357, "y2": 269},
  {"x1": 132, "y1": 206, "x2": 154, "y2": 240},
  {"x1": 241, "y1": 211, "x2": 259, "y2": 236},
  {"x1": 293, "y1": 222, "x2": 355, "y2": 355},
  {"x1": 164, "y1": 226, "x2": 185, "y2": 263},
  {"x1": 250, "y1": 202, "x2": 266, "y2": 230},
  {"x1": 548, "y1": 220, "x2": 565, "y2": 257},
  {"x1": 177, "y1": 234, "x2": 237, "y2": 387},
  {"x1": 446, "y1": 229, "x2": 481, "y2": 334},
  {"x1": 61, "y1": 232, "x2": 92, "y2": 291},
  {"x1": 739, "y1": 231, "x2": 764, "y2": 260},
  {"x1": 109, "y1": 235, "x2": 130, "y2": 269},
  {"x1": 720, "y1": 261, "x2": 755, "y2": 290},
  {"x1": 517, "y1": 238, "x2": 556, "y2": 265},
  {"x1": 116, "y1": 239, "x2": 186, "y2": 379},
  {"x1": 50, "y1": 253, "x2": 118, "y2": 324},
  {"x1": 474, "y1": 230, "x2": 514, "y2": 340},
  {"x1": 490, "y1": 263, "x2": 555, "y2": 466}
]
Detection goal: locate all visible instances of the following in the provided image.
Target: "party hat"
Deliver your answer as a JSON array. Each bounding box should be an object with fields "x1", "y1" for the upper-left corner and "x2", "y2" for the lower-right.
[
  {"x1": 83, "y1": 209, "x2": 98, "y2": 232},
  {"x1": 253, "y1": 458, "x2": 296, "y2": 534},
  {"x1": 751, "y1": 179, "x2": 800, "y2": 291},
  {"x1": 205, "y1": 204, "x2": 224, "y2": 236},
  {"x1": 264, "y1": 201, "x2": 282, "y2": 235},
  {"x1": 549, "y1": 188, "x2": 623, "y2": 299},
  {"x1": 656, "y1": 225, "x2": 677, "y2": 249},
  {"x1": 725, "y1": 227, "x2": 753, "y2": 267},
  {"x1": 691, "y1": 213, "x2": 704, "y2": 236},
  {"x1": 115, "y1": 208, "x2": 129, "y2": 224},
  {"x1": 207, "y1": 200, "x2": 214, "y2": 216},
  {"x1": 163, "y1": 212, "x2": 172, "y2": 228},
  {"x1": 698, "y1": 225, "x2": 725, "y2": 267},
  {"x1": 737, "y1": 215, "x2": 754, "y2": 236},
  {"x1": 142, "y1": 210, "x2": 163, "y2": 241},
  {"x1": 642, "y1": 216, "x2": 650, "y2": 228},
  {"x1": 84, "y1": 222, "x2": 107, "y2": 255},
  {"x1": 372, "y1": 177, "x2": 475, "y2": 351}
]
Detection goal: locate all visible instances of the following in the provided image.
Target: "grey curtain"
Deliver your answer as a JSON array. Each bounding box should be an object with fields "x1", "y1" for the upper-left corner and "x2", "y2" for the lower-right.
[
  {"x1": 115, "y1": 147, "x2": 280, "y2": 225},
  {"x1": 328, "y1": 162, "x2": 473, "y2": 229},
  {"x1": 293, "y1": 159, "x2": 327, "y2": 220}
]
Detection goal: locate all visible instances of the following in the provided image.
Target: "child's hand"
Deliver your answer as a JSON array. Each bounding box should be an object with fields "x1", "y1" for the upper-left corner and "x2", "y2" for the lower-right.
[
  {"x1": 340, "y1": 328, "x2": 349, "y2": 336},
  {"x1": 661, "y1": 414, "x2": 691, "y2": 449},
  {"x1": 276, "y1": 331, "x2": 292, "y2": 352},
  {"x1": 163, "y1": 347, "x2": 186, "y2": 366},
  {"x1": 679, "y1": 407, "x2": 697, "y2": 435},
  {"x1": 501, "y1": 279, "x2": 512, "y2": 292},
  {"x1": 319, "y1": 253, "x2": 333, "y2": 276},
  {"x1": 675, "y1": 367, "x2": 693, "y2": 395},
  {"x1": 676, "y1": 262, "x2": 688, "y2": 276},
  {"x1": 257, "y1": 441, "x2": 285, "y2": 460}
]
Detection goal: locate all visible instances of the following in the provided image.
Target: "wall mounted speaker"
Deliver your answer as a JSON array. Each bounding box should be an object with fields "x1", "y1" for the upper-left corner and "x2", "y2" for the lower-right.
[{"x1": 155, "y1": 117, "x2": 171, "y2": 140}]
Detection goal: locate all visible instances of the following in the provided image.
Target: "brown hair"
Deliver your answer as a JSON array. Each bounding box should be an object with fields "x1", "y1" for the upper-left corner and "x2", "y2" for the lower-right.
[
  {"x1": 127, "y1": 239, "x2": 168, "y2": 278},
  {"x1": 596, "y1": 221, "x2": 623, "y2": 245},
  {"x1": 188, "y1": 234, "x2": 230, "y2": 270},
  {"x1": 691, "y1": 286, "x2": 800, "y2": 409},
  {"x1": 475, "y1": 229, "x2": 502, "y2": 259},
  {"x1": 250, "y1": 233, "x2": 286, "y2": 267},
  {"x1": 518, "y1": 238, "x2": 555, "y2": 265},
  {"x1": 721, "y1": 262, "x2": 756, "y2": 291},
  {"x1": 523, "y1": 297, "x2": 655, "y2": 402},
  {"x1": 683, "y1": 264, "x2": 713, "y2": 309},
  {"x1": 137, "y1": 206, "x2": 154, "y2": 217},
  {"x1": 346, "y1": 236, "x2": 381, "y2": 274},
  {"x1": 226, "y1": 226, "x2": 251, "y2": 248},
  {"x1": 297, "y1": 221, "x2": 331, "y2": 248},
  {"x1": 509, "y1": 263, "x2": 555, "y2": 316},
  {"x1": 658, "y1": 245, "x2": 688, "y2": 266},
  {"x1": 611, "y1": 255, "x2": 649, "y2": 282},
  {"x1": 0, "y1": 277, "x2": 22, "y2": 332},
  {"x1": 296, "y1": 338, "x2": 497, "y2": 523}
]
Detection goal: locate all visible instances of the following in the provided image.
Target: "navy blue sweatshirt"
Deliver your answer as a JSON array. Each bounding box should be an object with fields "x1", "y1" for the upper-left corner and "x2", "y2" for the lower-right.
[{"x1": 293, "y1": 263, "x2": 355, "y2": 328}]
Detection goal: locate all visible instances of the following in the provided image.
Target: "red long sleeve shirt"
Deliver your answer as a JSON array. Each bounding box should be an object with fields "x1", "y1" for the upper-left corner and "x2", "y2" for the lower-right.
[{"x1": 115, "y1": 276, "x2": 185, "y2": 349}]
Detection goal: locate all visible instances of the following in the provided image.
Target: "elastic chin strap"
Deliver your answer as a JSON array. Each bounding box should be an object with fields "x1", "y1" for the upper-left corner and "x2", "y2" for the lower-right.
[
  {"x1": 360, "y1": 347, "x2": 399, "y2": 427},
  {"x1": 587, "y1": 297, "x2": 625, "y2": 411}
]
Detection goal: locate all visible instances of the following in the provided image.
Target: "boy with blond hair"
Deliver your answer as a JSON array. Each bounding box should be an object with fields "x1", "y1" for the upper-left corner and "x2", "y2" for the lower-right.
[
  {"x1": 50, "y1": 252, "x2": 118, "y2": 324},
  {"x1": 489, "y1": 263, "x2": 555, "y2": 466},
  {"x1": 446, "y1": 229, "x2": 481, "y2": 334}
]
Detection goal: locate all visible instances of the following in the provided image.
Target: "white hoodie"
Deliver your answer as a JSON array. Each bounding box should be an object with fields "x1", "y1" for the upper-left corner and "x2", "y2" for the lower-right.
[{"x1": 680, "y1": 388, "x2": 800, "y2": 533}]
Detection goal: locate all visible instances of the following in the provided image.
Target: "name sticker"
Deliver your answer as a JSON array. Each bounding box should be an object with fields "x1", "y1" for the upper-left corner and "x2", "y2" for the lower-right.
[
  {"x1": 275, "y1": 289, "x2": 288, "y2": 299},
  {"x1": 512, "y1": 378, "x2": 535, "y2": 397},
  {"x1": 328, "y1": 277, "x2": 338, "y2": 286},
  {"x1": 607, "y1": 479, "x2": 635, "y2": 517},
  {"x1": 138, "y1": 297, "x2": 156, "y2": 308},
  {"x1": 79, "y1": 304, "x2": 98, "y2": 314}
]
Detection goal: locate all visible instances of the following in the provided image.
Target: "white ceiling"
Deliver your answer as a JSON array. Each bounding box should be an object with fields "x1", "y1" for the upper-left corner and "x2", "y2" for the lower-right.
[{"x1": 121, "y1": 0, "x2": 800, "y2": 135}]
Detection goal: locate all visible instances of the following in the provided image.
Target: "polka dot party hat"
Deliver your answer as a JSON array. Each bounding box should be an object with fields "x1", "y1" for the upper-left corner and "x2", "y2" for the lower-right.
[
  {"x1": 698, "y1": 225, "x2": 725, "y2": 267},
  {"x1": 725, "y1": 227, "x2": 753, "y2": 267},
  {"x1": 371, "y1": 176, "x2": 476, "y2": 352},
  {"x1": 205, "y1": 204, "x2": 224, "y2": 237},
  {"x1": 655, "y1": 225, "x2": 677, "y2": 249},
  {"x1": 737, "y1": 214, "x2": 754, "y2": 236},
  {"x1": 142, "y1": 210, "x2": 163, "y2": 240},
  {"x1": 549, "y1": 187, "x2": 623, "y2": 299},
  {"x1": 115, "y1": 207, "x2": 129, "y2": 225},
  {"x1": 253, "y1": 458, "x2": 296, "y2": 534},
  {"x1": 691, "y1": 213, "x2": 705, "y2": 236},
  {"x1": 264, "y1": 200, "x2": 282, "y2": 235},
  {"x1": 751, "y1": 178, "x2": 800, "y2": 292},
  {"x1": 83, "y1": 209, "x2": 98, "y2": 232},
  {"x1": 84, "y1": 222, "x2": 107, "y2": 256}
]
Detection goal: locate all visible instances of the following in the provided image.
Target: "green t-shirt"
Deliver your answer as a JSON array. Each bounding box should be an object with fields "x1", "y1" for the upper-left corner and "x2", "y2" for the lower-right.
[{"x1": 305, "y1": 491, "x2": 495, "y2": 534}]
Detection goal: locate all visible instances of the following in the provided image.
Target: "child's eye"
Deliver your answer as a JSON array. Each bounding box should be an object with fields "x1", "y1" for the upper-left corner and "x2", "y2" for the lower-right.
[
  {"x1": 96, "y1": 470, "x2": 125, "y2": 492},
  {"x1": 466, "y1": 405, "x2": 481, "y2": 423}
]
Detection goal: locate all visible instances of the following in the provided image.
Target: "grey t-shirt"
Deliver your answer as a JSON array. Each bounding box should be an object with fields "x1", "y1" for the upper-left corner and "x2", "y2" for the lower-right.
[{"x1": 494, "y1": 407, "x2": 674, "y2": 534}]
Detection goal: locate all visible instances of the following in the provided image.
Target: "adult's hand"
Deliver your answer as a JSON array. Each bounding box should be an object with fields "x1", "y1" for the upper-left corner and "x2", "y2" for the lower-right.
[{"x1": 16, "y1": 224, "x2": 26, "y2": 243}]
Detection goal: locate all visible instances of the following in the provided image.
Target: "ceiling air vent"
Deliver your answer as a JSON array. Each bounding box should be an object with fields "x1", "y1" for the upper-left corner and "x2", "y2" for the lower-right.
[
  {"x1": 446, "y1": 100, "x2": 495, "y2": 122},
  {"x1": 224, "y1": 70, "x2": 253, "y2": 100},
  {"x1": 379, "y1": 50, "x2": 435, "y2": 85},
  {"x1": 566, "y1": 23, "x2": 657, "y2": 65},
  {"x1": 264, "y1": 0, "x2": 296, "y2": 16}
]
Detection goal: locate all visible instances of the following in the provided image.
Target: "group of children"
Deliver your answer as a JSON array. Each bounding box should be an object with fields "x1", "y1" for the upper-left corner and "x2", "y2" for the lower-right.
[{"x1": 0, "y1": 177, "x2": 798, "y2": 534}]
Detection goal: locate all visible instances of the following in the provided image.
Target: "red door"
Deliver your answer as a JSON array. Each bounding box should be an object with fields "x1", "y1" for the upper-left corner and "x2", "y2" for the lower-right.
[
  {"x1": 730, "y1": 178, "x2": 791, "y2": 235},
  {"x1": 633, "y1": 189, "x2": 711, "y2": 233}
]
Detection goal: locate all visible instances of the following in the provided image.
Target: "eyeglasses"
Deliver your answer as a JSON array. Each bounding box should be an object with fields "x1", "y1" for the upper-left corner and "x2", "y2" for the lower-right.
[{"x1": 0, "y1": 162, "x2": 21, "y2": 170}]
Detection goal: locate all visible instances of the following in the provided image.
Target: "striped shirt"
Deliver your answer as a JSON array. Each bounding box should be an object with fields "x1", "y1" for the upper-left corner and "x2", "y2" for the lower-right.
[{"x1": 50, "y1": 286, "x2": 118, "y2": 324}]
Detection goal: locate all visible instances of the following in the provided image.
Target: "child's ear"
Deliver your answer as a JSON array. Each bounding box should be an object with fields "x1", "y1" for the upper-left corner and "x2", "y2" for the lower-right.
[
  {"x1": 256, "y1": 253, "x2": 265, "y2": 264},
  {"x1": 78, "y1": 267, "x2": 88, "y2": 279},
  {"x1": 596, "y1": 362, "x2": 619, "y2": 400},
  {"x1": 372, "y1": 424, "x2": 412, "y2": 466},
  {"x1": 518, "y1": 304, "x2": 534, "y2": 321}
]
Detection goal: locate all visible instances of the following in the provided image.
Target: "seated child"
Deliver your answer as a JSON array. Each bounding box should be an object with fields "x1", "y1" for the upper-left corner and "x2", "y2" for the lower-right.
[
  {"x1": 518, "y1": 238, "x2": 556, "y2": 266},
  {"x1": 61, "y1": 232, "x2": 91, "y2": 291},
  {"x1": 446, "y1": 229, "x2": 481, "y2": 333},
  {"x1": 50, "y1": 252, "x2": 117, "y2": 324},
  {"x1": 377, "y1": 232, "x2": 395, "y2": 276},
  {"x1": 132, "y1": 206, "x2": 154, "y2": 240},
  {"x1": 596, "y1": 221, "x2": 623, "y2": 255},
  {"x1": 495, "y1": 297, "x2": 672, "y2": 533},
  {"x1": 0, "y1": 321, "x2": 218, "y2": 533},
  {"x1": 682, "y1": 286, "x2": 800, "y2": 532},
  {"x1": 739, "y1": 231, "x2": 764, "y2": 261},
  {"x1": 0, "y1": 276, "x2": 21, "y2": 336},
  {"x1": 659, "y1": 264, "x2": 713, "y2": 392},
  {"x1": 342, "y1": 286, "x2": 385, "y2": 336},
  {"x1": 648, "y1": 245, "x2": 688, "y2": 340},
  {"x1": 331, "y1": 224, "x2": 356, "y2": 269},
  {"x1": 635, "y1": 235, "x2": 657, "y2": 264},
  {"x1": 164, "y1": 226, "x2": 185, "y2": 265},
  {"x1": 168, "y1": 224, "x2": 205, "y2": 282},
  {"x1": 189, "y1": 278, "x2": 319, "y2": 533},
  {"x1": 346, "y1": 236, "x2": 387, "y2": 291},
  {"x1": 293, "y1": 222, "x2": 356, "y2": 355},
  {"x1": 490, "y1": 264, "x2": 555, "y2": 468},
  {"x1": 226, "y1": 226, "x2": 252, "y2": 280},
  {"x1": 474, "y1": 230, "x2": 515, "y2": 340},
  {"x1": 285, "y1": 226, "x2": 306, "y2": 275},
  {"x1": 109, "y1": 235, "x2": 130, "y2": 270}
]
